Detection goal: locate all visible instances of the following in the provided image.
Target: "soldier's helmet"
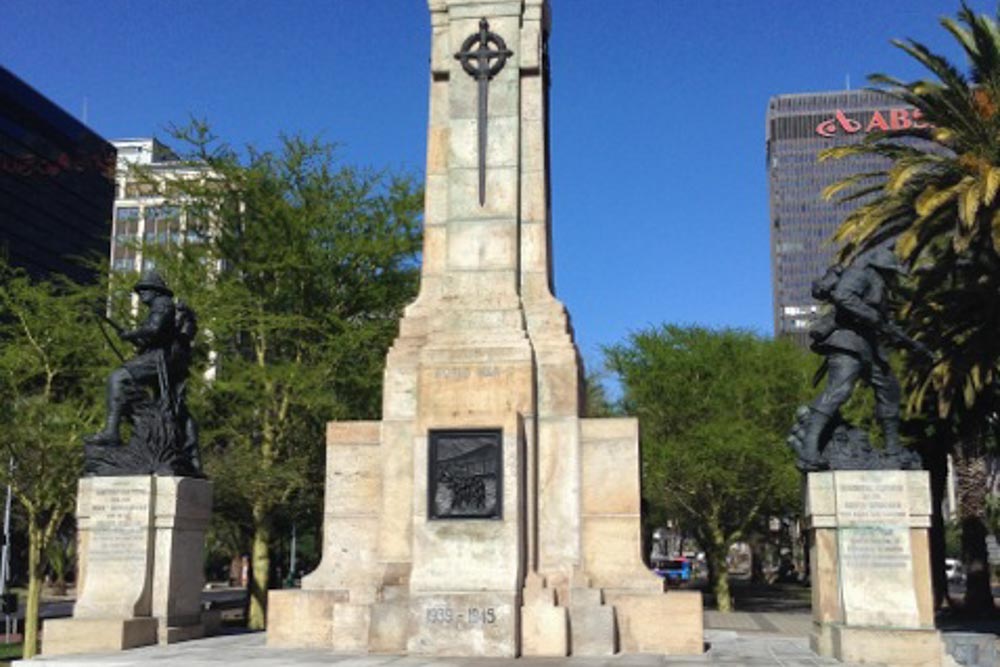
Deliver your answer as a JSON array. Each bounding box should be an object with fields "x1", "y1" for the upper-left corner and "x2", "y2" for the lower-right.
[
  {"x1": 865, "y1": 246, "x2": 906, "y2": 275},
  {"x1": 133, "y1": 270, "x2": 174, "y2": 297}
]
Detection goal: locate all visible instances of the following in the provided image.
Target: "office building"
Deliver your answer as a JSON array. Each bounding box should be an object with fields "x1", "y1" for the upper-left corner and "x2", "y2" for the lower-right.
[
  {"x1": 766, "y1": 89, "x2": 928, "y2": 346},
  {"x1": 0, "y1": 66, "x2": 115, "y2": 283},
  {"x1": 110, "y1": 138, "x2": 209, "y2": 274}
]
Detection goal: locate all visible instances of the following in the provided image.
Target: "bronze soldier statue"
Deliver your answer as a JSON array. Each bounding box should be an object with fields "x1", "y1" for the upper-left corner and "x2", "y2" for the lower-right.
[
  {"x1": 85, "y1": 270, "x2": 201, "y2": 476},
  {"x1": 796, "y1": 245, "x2": 929, "y2": 471},
  {"x1": 87, "y1": 271, "x2": 176, "y2": 445}
]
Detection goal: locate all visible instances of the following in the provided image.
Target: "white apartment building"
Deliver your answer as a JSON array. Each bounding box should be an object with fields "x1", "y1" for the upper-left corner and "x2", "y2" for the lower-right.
[{"x1": 110, "y1": 138, "x2": 209, "y2": 273}]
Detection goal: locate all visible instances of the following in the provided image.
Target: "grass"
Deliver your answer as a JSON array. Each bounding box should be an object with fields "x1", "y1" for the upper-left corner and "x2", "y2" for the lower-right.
[{"x1": 0, "y1": 642, "x2": 22, "y2": 666}]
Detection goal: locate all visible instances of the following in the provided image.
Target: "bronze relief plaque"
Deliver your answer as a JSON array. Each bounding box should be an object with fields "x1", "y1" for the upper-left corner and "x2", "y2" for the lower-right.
[{"x1": 428, "y1": 429, "x2": 502, "y2": 520}]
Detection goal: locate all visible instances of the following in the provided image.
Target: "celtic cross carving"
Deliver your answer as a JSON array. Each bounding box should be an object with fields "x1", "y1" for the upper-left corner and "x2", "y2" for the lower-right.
[{"x1": 455, "y1": 18, "x2": 513, "y2": 206}]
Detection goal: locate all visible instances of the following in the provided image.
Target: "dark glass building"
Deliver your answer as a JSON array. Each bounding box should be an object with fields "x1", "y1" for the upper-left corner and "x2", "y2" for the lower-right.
[
  {"x1": 0, "y1": 66, "x2": 115, "y2": 283},
  {"x1": 766, "y1": 89, "x2": 927, "y2": 346}
]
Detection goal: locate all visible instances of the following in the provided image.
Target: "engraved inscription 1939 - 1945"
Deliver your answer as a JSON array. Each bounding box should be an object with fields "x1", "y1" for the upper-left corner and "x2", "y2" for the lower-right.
[{"x1": 428, "y1": 429, "x2": 502, "y2": 519}]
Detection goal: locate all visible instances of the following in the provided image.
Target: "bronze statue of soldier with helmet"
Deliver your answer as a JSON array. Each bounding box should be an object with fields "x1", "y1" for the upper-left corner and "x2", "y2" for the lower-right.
[
  {"x1": 788, "y1": 244, "x2": 928, "y2": 472},
  {"x1": 85, "y1": 270, "x2": 201, "y2": 476}
]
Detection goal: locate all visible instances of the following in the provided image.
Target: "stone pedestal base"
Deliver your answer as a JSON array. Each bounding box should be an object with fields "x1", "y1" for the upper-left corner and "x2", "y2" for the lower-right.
[
  {"x1": 268, "y1": 414, "x2": 705, "y2": 657},
  {"x1": 42, "y1": 617, "x2": 157, "y2": 656},
  {"x1": 806, "y1": 471, "x2": 944, "y2": 665},
  {"x1": 160, "y1": 620, "x2": 205, "y2": 644},
  {"x1": 267, "y1": 589, "x2": 413, "y2": 653},
  {"x1": 41, "y1": 475, "x2": 212, "y2": 656},
  {"x1": 267, "y1": 590, "x2": 340, "y2": 649},
  {"x1": 608, "y1": 590, "x2": 703, "y2": 655},
  {"x1": 825, "y1": 625, "x2": 944, "y2": 666}
]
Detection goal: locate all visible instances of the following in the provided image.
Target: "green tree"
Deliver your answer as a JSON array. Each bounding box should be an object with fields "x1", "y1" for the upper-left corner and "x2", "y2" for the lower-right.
[
  {"x1": 605, "y1": 325, "x2": 814, "y2": 612},
  {"x1": 819, "y1": 3, "x2": 1000, "y2": 612},
  {"x1": 0, "y1": 262, "x2": 112, "y2": 657},
  {"x1": 144, "y1": 121, "x2": 423, "y2": 629},
  {"x1": 583, "y1": 370, "x2": 619, "y2": 418}
]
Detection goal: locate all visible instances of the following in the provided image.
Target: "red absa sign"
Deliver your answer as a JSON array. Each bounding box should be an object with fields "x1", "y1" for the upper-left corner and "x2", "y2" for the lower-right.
[{"x1": 815, "y1": 108, "x2": 930, "y2": 137}]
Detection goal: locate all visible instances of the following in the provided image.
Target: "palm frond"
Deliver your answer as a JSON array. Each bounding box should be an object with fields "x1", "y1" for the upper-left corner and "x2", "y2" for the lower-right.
[
  {"x1": 991, "y1": 208, "x2": 1000, "y2": 253},
  {"x1": 834, "y1": 184, "x2": 887, "y2": 205},
  {"x1": 892, "y1": 38, "x2": 968, "y2": 92},
  {"x1": 941, "y1": 16, "x2": 977, "y2": 63},
  {"x1": 887, "y1": 159, "x2": 935, "y2": 194},
  {"x1": 915, "y1": 178, "x2": 968, "y2": 218},
  {"x1": 821, "y1": 172, "x2": 886, "y2": 200},
  {"x1": 960, "y1": 178, "x2": 982, "y2": 228},
  {"x1": 983, "y1": 166, "x2": 1000, "y2": 205}
]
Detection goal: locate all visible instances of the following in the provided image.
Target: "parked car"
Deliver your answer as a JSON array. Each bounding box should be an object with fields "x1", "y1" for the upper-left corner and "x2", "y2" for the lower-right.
[
  {"x1": 655, "y1": 558, "x2": 692, "y2": 585},
  {"x1": 945, "y1": 558, "x2": 965, "y2": 584}
]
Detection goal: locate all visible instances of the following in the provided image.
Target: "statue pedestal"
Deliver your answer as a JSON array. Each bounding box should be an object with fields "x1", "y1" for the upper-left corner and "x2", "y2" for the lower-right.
[
  {"x1": 42, "y1": 476, "x2": 212, "y2": 656},
  {"x1": 806, "y1": 471, "x2": 944, "y2": 666}
]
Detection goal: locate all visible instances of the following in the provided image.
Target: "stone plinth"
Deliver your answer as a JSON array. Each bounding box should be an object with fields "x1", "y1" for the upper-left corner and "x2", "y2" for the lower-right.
[
  {"x1": 806, "y1": 470, "x2": 944, "y2": 665},
  {"x1": 151, "y1": 477, "x2": 213, "y2": 643},
  {"x1": 42, "y1": 475, "x2": 212, "y2": 656}
]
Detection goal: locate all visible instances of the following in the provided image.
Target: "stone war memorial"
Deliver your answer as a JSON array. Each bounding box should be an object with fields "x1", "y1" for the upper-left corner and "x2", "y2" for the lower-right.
[
  {"x1": 41, "y1": 271, "x2": 213, "y2": 656},
  {"x1": 788, "y1": 246, "x2": 947, "y2": 666},
  {"x1": 268, "y1": 0, "x2": 703, "y2": 658}
]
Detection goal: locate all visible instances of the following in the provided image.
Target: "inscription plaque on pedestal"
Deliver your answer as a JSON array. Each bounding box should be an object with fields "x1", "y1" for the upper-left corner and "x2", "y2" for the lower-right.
[
  {"x1": 87, "y1": 481, "x2": 154, "y2": 565},
  {"x1": 428, "y1": 429, "x2": 502, "y2": 519},
  {"x1": 74, "y1": 477, "x2": 155, "y2": 619},
  {"x1": 833, "y1": 473, "x2": 919, "y2": 627}
]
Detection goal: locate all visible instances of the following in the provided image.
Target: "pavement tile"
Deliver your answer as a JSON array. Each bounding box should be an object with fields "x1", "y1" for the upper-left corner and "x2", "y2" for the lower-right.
[{"x1": 703, "y1": 612, "x2": 760, "y2": 631}]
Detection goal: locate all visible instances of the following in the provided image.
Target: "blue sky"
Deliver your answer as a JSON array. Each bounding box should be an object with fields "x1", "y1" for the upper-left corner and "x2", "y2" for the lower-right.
[{"x1": 2, "y1": 0, "x2": 991, "y2": 375}]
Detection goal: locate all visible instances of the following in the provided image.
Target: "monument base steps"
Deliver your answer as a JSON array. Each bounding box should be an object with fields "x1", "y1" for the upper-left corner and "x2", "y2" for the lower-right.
[
  {"x1": 568, "y1": 603, "x2": 617, "y2": 656},
  {"x1": 566, "y1": 585, "x2": 602, "y2": 606},
  {"x1": 520, "y1": 604, "x2": 568, "y2": 657},
  {"x1": 42, "y1": 617, "x2": 158, "y2": 656},
  {"x1": 827, "y1": 625, "x2": 945, "y2": 666},
  {"x1": 381, "y1": 584, "x2": 409, "y2": 601},
  {"x1": 331, "y1": 603, "x2": 372, "y2": 652},
  {"x1": 810, "y1": 621, "x2": 835, "y2": 657},
  {"x1": 606, "y1": 591, "x2": 704, "y2": 655},
  {"x1": 159, "y1": 621, "x2": 204, "y2": 645},
  {"x1": 520, "y1": 575, "x2": 568, "y2": 657},
  {"x1": 369, "y1": 600, "x2": 409, "y2": 653},
  {"x1": 266, "y1": 589, "x2": 338, "y2": 648}
]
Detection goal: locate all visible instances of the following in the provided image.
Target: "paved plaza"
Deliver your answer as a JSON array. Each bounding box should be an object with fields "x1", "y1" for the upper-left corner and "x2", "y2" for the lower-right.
[{"x1": 19, "y1": 614, "x2": 873, "y2": 667}]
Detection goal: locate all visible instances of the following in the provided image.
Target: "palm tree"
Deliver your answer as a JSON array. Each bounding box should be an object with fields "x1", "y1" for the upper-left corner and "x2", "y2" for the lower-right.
[{"x1": 819, "y1": 3, "x2": 1000, "y2": 614}]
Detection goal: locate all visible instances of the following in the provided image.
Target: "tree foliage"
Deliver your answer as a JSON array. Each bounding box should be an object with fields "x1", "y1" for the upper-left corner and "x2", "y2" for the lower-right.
[
  {"x1": 605, "y1": 325, "x2": 815, "y2": 611},
  {"x1": 0, "y1": 262, "x2": 113, "y2": 657},
  {"x1": 819, "y1": 3, "x2": 1000, "y2": 612},
  {"x1": 140, "y1": 121, "x2": 423, "y2": 628}
]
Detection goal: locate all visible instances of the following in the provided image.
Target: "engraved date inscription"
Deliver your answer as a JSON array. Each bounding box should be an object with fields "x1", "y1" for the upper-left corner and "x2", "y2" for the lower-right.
[{"x1": 425, "y1": 607, "x2": 497, "y2": 625}]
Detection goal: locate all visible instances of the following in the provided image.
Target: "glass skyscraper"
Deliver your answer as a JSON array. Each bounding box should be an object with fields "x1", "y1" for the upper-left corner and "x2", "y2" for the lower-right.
[
  {"x1": 0, "y1": 66, "x2": 115, "y2": 284},
  {"x1": 766, "y1": 89, "x2": 927, "y2": 346}
]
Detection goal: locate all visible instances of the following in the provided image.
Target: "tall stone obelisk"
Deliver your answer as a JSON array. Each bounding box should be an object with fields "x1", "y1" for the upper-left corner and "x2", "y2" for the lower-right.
[{"x1": 268, "y1": 0, "x2": 703, "y2": 657}]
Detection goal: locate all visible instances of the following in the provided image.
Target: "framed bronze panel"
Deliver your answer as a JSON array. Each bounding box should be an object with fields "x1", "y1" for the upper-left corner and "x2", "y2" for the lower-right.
[{"x1": 428, "y1": 428, "x2": 502, "y2": 520}]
